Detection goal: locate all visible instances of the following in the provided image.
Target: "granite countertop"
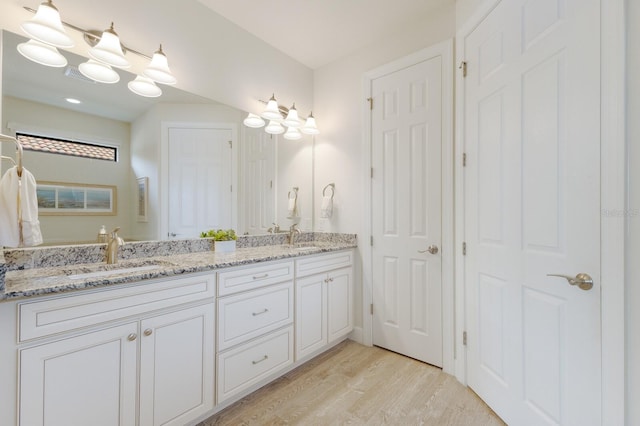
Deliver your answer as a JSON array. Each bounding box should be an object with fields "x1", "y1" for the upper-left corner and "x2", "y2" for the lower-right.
[{"x1": 1, "y1": 241, "x2": 356, "y2": 301}]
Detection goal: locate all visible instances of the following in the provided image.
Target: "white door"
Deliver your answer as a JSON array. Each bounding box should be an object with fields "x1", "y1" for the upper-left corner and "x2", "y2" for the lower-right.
[
  {"x1": 371, "y1": 56, "x2": 443, "y2": 366},
  {"x1": 327, "y1": 267, "x2": 354, "y2": 342},
  {"x1": 139, "y1": 303, "x2": 215, "y2": 426},
  {"x1": 463, "y1": 0, "x2": 601, "y2": 424},
  {"x1": 168, "y1": 127, "x2": 233, "y2": 239},
  {"x1": 244, "y1": 128, "x2": 275, "y2": 234}
]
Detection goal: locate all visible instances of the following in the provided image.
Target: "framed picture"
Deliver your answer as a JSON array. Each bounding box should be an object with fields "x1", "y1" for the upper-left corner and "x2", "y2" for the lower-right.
[
  {"x1": 137, "y1": 177, "x2": 148, "y2": 222},
  {"x1": 37, "y1": 181, "x2": 117, "y2": 215}
]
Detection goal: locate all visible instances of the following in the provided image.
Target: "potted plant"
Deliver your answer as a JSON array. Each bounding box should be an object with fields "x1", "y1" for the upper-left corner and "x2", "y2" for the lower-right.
[{"x1": 200, "y1": 229, "x2": 237, "y2": 252}]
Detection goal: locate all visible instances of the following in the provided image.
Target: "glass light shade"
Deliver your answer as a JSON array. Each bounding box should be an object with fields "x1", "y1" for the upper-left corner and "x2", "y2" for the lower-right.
[
  {"x1": 128, "y1": 75, "x2": 162, "y2": 97},
  {"x1": 17, "y1": 39, "x2": 67, "y2": 67},
  {"x1": 88, "y1": 24, "x2": 130, "y2": 68},
  {"x1": 243, "y1": 113, "x2": 265, "y2": 128},
  {"x1": 142, "y1": 45, "x2": 176, "y2": 85},
  {"x1": 21, "y1": 1, "x2": 74, "y2": 48},
  {"x1": 300, "y1": 113, "x2": 320, "y2": 135},
  {"x1": 283, "y1": 104, "x2": 302, "y2": 128},
  {"x1": 284, "y1": 126, "x2": 302, "y2": 141},
  {"x1": 261, "y1": 94, "x2": 282, "y2": 120},
  {"x1": 265, "y1": 120, "x2": 285, "y2": 135},
  {"x1": 79, "y1": 59, "x2": 120, "y2": 84}
]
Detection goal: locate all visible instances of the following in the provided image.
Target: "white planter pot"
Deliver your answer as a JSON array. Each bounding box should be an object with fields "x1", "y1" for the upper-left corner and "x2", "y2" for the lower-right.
[{"x1": 215, "y1": 240, "x2": 236, "y2": 253}]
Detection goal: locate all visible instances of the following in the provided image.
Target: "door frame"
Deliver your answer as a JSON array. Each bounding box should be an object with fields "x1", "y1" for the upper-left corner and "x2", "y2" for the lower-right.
[
  {"x1": 160, "y1": 121, "x2": 238, "y2": 240},
  {"x1": 454, "y1": 0, "x2": 626, "y2": 423},
  {"x1": 361, "y1": 39, "x2": 455, "y2": 374}
]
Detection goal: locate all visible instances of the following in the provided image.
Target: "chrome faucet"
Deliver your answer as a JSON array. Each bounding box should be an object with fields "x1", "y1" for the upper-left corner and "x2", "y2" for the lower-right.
[
  {"x1": 288, "y1": 223, "x2": 301, "y2": 246},
  {"x1": 105, "y1": 227, "x2": 123, "y2": 264}
]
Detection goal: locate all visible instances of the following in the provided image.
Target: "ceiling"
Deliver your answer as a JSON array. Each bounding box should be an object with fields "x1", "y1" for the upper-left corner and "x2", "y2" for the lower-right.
[{"x1": 196, "y1": 0, "x2": 453, "y2": 70}]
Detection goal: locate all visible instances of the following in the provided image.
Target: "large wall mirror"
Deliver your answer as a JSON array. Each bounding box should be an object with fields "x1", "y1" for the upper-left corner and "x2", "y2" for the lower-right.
[{"x1": 1, "y1": 30, "x2": 313, "y2": 245}]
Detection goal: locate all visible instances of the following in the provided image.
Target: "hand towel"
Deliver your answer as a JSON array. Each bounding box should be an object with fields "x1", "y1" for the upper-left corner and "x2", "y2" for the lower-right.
[
  {"x1": 320, "y1": 195, "x2": 333, "y2": 218},
  {"x1": 287, "y1": 196, "x2": 298, "y2": 219},
  {"x1": 0, "y1": 166, "x2": 43, "y2": 247}
]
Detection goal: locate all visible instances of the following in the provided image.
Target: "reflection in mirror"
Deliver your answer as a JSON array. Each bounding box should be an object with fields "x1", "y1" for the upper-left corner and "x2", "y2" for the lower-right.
[{"x1": 1, "y1": 30, "x2": 314, "y2": 245}]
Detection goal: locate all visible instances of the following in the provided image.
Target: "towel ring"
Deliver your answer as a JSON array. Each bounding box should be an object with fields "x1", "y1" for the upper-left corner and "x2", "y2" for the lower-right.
[
  {"x1": 288, "y1": 187, "x2": 299, "y2": 200},
  {"x1": 322, "y1": 183, "x2": 335, "y2": 200}
]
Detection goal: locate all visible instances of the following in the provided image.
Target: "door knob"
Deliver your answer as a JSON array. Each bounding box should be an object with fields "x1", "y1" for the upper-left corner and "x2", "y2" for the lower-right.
[
  {"x1": 418, "y1": 245, "x2": 439, "y2": 255},
  {"x1": 547, "y1": 273, "x2": 593, "y2": 291}
]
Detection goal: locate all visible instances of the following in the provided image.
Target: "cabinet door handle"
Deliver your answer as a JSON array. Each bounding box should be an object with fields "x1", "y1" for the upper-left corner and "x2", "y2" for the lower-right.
[
  {"x1": 252, "y1": 273, "x2": 269, "y2": 280},
  {"x1": 252, "y1": 355, "x2": 269, "y2": 365},
  {"x1": 127, "y1": 333, "x2": 137, "y2": 341},
  {"x1": 252, "y1": 308, "x2": 269, "y2": 316},
  {"x1": 143, "y1": 328, "x2": 153, "y2": 336}
]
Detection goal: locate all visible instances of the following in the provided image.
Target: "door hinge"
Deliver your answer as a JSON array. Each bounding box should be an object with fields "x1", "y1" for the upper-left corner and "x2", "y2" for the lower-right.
[
  {"x1": 462, "y1": 242, "x2": 467, "y2": 256},
  {"x1": 270, "y1": 180, "x2": 273, "y2": 189},
  {"x1": 459, "y1": 61, "x2": 467, "y2": 77},
  {"x1": 370, "y1": 304, "x2": 374, "y2": 315},
  {"x1": 371, "y1": 167, "x2": 374, "y2": 178},
  {"x1": 463, "y1": 153, "x2": 467, "y2": 167},
  {"x1": 370, "y1": 236, "x2": 373, "y2": 246},
  {"x1": 228, "y1": 140, "x2": 232, "y2": 148},
  {"x1": 463, "y1": 331, "x2": 467, "y2": 346},
  {"x1": 230, "y1": 185, "x2": 233, "y2": 192},
  {"x1": 367, "y1": 97, "x2": 373, "y2": 110}
]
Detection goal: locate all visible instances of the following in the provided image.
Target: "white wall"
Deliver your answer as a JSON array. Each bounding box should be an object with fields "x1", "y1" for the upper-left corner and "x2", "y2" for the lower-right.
[
  {"x1": 312, "y1": 3, "x2": 456, "y2": 330},
  {"x1": 626, "y1": 0, "x2": 639, "y2": 423},
  {"x1": 2, "y1": 96, "x2": 131, "y2": 244}
]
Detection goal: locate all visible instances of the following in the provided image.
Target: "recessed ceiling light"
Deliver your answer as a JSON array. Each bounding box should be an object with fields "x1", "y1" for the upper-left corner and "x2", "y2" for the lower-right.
[{"x1": 65, "y1": 97, "x2": 81, "y2": 104}]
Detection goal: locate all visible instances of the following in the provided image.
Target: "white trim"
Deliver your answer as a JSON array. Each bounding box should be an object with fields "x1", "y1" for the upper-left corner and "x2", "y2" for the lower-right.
[
  {"x1": 600, "y1": 0, "x2": 626, "y2": 424},
  {"x1": 361, "y1": 39, "x2": 455, "y2": 374},
  {"x1": 454, "y1": 0, "x2": 626, "y2": 421},
  {"x1": 160, "y1": 121, "x2": 238, "y2": 240}
]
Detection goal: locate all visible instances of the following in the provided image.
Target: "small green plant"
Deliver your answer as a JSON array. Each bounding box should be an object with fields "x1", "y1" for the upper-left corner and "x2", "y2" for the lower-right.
[{"x1": 200, "y1": 228, "x2": 237, "y2": 241}]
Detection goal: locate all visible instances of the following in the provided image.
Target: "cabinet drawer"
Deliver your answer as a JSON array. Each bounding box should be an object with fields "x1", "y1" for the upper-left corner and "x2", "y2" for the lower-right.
[
  {"x1": 18, "y1": 273, "x2": 215, "y2": 342},
  {"x1": 218, "y1": 282, "x2": 293, "y2": 350},
  {"x1": 295, "y1": 250, "x2": 353, "y2": 278},
  {"x1": 217, "y1": 260, "x2": 294, "y2": 296},
  {"x1": 217, "y1": 326, "x2": 293, "y2": 403}
]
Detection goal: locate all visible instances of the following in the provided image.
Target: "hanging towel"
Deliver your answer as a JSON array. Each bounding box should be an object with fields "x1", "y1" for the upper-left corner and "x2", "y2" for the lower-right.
[
  {"x1": 320, "y1": 195, "x2": 333, "y2": 218},
  {"x1": 0, "y1": 166, "x2": 43, "y2": 247},
  {"x1": 287, "y1": 195, "x2": 298, "y2": 219}
]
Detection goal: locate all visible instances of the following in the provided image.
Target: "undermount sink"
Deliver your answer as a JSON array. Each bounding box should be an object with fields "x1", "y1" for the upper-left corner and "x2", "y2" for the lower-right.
[
  {"x1": 288, "y1": 244, "x2": 319, "y2": 252},
  {"x1": 63, "y1": 259, "x2": 176, "y2": 280}
]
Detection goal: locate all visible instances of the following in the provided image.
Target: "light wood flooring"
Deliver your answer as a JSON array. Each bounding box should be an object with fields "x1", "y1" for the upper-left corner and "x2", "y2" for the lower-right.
[{"x1": 200, "y1": 340, "x2": 505, "y2": 425}]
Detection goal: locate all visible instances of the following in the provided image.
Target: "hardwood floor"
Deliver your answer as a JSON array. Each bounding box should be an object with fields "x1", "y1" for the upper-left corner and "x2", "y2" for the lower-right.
[{"x1": 200, "y1": 340, "x2": 505, "y2": 425}]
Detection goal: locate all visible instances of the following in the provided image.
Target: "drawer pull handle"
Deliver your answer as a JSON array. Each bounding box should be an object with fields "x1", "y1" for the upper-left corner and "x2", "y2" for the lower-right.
[
  {"x1": 143, "y1": 329, "x2": 153, "y2": 336},
  {"x1": 252, "y1": 308, "x2": 269, "y2": 316},
  {"x1": 252, "y1": 273, "x2": 269, "y2": 280},
  {"x1": 252, "y1": 355, "x2": 269, "y2": 365},
  {"x1": 127, "y1": 333, "x2": 137, "y2": 341}
]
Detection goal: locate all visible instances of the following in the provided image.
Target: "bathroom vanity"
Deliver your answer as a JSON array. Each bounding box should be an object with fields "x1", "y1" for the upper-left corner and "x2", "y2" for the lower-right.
[{"x1": 0, "y1": 234, "x2": 356, "y2": 426}]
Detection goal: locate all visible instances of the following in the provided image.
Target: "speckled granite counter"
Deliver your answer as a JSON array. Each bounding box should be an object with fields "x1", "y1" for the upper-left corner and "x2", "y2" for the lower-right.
[{"x1": 0, "y1": 233, "x2": 357, "y2": 301}]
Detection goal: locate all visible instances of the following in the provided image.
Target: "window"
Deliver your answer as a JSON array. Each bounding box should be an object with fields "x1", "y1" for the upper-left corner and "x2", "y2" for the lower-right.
[{"x1": 16, "y1": 133, "x2": 117, "y2": 162}]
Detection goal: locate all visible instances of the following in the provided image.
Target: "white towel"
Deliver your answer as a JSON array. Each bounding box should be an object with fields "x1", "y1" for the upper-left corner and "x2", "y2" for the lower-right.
[
  {"x1": 320, "y1": 195, "x2": 333, "y2": 218},
  {"x1": 0, "y1": 166, "x2": 43, "y2": 247},
  {"x1": 287, "y1": 196, "x2": 298, "y2": 219}
]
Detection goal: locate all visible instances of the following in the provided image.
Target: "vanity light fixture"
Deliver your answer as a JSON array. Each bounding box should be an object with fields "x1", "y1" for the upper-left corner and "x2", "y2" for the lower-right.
[
  {"x1": 19, "y1": 3, "x2": 177, "y2": 97},
  {"x1": 243, "y1": 93, "x2": 320, "y2": 138}
]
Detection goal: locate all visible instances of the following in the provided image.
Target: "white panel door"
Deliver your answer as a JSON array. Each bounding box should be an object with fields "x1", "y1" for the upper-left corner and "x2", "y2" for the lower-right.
[
  {"x1": 139, "y1": 303, "x2": 215, "y2": 426},
  {"x1": 463, "y1": 0, "x2": 601, "y2": 424},
  {"x1": 19, "y1": 323, "x2": 138, "y2": 426},
  {"x1": 371, "y1": 56, "x2": 443, "y2": 366},
  {"x1": 244, "y1": 128, "x2": 275, "y2": 234},
  {"x1": 168, "y1": 127, "x2": 232, "y2": 239}
]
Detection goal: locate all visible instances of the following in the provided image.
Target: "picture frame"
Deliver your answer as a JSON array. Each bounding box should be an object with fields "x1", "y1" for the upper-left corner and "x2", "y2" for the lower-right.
[
  {"x1": 137, "y1": 177, "x2": 148, "y2": 222},
  {"x1": 36, "y1": 181, "x2": 117, "y2": 216}
]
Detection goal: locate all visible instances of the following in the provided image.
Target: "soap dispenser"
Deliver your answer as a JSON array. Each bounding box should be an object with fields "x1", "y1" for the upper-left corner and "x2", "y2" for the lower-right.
[{"x1": 97, "y1": 225, "x2": 107, "y2": 243}]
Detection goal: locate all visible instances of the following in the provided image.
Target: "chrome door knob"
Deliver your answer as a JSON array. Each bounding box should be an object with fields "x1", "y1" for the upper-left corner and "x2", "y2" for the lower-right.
[
  {"x1": 547, "y1": 273, "x2": 593, "y2": 291},
  {"x1": 418, "y1": 245, "x2": 439, "y2": 255}
]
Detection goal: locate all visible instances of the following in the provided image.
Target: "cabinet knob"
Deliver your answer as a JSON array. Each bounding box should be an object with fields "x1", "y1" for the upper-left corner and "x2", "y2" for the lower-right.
[
  {"x1": 127, "y1": 333, "x2": 137, "y2": 341},
  {"x1": 143, "y1": 328, "x2": 153, "y2": 336}
]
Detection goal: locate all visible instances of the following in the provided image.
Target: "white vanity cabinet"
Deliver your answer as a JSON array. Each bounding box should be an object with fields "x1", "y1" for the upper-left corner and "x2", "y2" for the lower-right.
[
  {"x1": 295, "y1": 250, "x2": 354, "y2": 360},
  {"x1": 15, "y1": 272, "x2": 216, "y2": 426},
  {"x1": 216, "y1": 260, "x2": 295, "y2": 404}
]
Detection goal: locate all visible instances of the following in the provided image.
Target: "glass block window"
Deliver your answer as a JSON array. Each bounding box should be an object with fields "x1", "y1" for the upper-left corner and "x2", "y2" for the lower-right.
[{"x1": 16, "y1": 133, "x2": 117, "y2": 162}]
